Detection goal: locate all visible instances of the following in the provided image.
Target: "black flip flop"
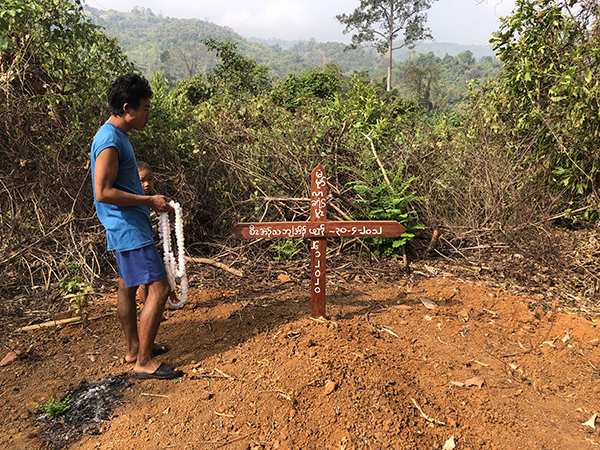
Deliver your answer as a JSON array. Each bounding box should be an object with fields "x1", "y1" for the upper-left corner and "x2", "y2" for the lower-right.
[
  {"x1": 152, "y1": 343, "x2": 169, "y2": 356},
  {"x1": 136, "y1": 362, "x2": 184, "y2": 380}
]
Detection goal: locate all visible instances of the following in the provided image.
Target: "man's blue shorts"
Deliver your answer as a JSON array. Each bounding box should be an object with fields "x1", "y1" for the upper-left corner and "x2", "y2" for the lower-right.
[{"x1": 115, "y1": 244, "x2": 167, "y2": 288}]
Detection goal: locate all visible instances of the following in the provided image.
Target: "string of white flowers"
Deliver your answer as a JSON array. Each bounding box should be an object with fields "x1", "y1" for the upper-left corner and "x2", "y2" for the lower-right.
[{"x1": 158, "y1": 201, "x2": 187, "y2": 308}]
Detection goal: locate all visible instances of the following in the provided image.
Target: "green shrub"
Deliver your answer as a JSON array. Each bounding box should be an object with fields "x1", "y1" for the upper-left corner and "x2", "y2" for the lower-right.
[
  {"x1": 349, "y1": 166, "x2": 425, "y2": 257},
  {"x1": 36, "y1": 395, "x2": 71, "y2": 419}
]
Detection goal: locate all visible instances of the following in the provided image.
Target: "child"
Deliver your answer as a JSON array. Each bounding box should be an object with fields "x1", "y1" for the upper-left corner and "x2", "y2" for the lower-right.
[
  {"x1": 137, "y1": 161, "x2": 178, "y2": 310},
  {"x1": 137, "y1": 160, "x2": 155, "y2": 196}
]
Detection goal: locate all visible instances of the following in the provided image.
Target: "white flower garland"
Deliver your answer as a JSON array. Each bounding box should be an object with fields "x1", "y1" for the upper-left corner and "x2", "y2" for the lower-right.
[{"x1": 158, "y1": 201, "x2": 187, "y2": 308}]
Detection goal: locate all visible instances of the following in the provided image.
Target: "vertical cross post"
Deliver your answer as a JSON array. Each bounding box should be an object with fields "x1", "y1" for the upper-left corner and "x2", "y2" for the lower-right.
[{"x1": 310, "y1": 165, "x2": 327, "y2": 318}]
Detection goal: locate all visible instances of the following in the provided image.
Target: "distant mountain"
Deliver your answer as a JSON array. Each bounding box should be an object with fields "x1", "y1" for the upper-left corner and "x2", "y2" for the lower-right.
[
  {"x1": 396, "y1": 42, "x2": 495, "y2": 60},
  {"x1": 249, "y1": 37, "x2": 496, "y2": 61},
  {"x1": 86, "y1": 6, "x2": 497, "y2": 84}
]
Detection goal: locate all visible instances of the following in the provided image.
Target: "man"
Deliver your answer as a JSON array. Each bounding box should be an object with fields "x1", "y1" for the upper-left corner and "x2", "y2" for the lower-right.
[{"x1": 91, "y1": 74, "x2": 182, "y2": 379}]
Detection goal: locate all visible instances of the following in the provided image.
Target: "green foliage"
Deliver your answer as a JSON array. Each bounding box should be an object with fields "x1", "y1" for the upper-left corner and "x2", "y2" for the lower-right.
[
  {"x1": 272, "y1": 64, "x2": 342, "y2": 108},
  {"x1": 403, "y1": 64, "x2": 442, "y2": 111},
  {"x1": 203, "y1": 39, "x2": 270, "y2": 98},
  {"x1": 84, "y1": 4, "x2": 497, "y2": 103},
  {"x1": 1, "y1": 0, "x2": 134, "y2": 97},
  {"x1": 58, "y1": 261, "x2": 86, "y2": 292},
  {"x1": 349, "y1": 167, "x2": 425, "y2": 257},
  {"x1": 59, "y1": 261, "x2": 91, "y2": 321},
  {"x1": 271, "y1": 238, "x2": 304, "y2": 260},
  {"x1": 330, "y1": 76, "x2": 388, "y2": 136},
  {"x1": 486, "y1": 0, "x2": 600, "y2": 205},
  {"x1": 0, "y1": 0, "x2": 135, "y2": 173},
  {"x1": 395, "y1": 51, "x2": 502, "y2": 111},
  {"x1": 0, "y1": 0, "x2": 37, "y2": 51},
  {"x1": 310, "y1": 75, "x2": 427, "y2": 255},
  {"x1": 171, "y1": 74, "x2": 214, "y2": 106},
  {"x1": 64, "y1": 285, "x2": 91, "y2": 319},
  {"x1": 36, "y1": 395, "x2": 71, "y2": 419}
]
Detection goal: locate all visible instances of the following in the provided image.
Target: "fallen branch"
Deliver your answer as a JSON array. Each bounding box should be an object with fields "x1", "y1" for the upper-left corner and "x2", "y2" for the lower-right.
[
  {"x1": 548, "y1": 204, "x2": 596, "y2": 222},
  {"x1": 185, "y1": 256, "x2": 243, "y2": 277},
  {"x1": 190, "y1": 368, "x2": 257, "y2": 386},
  {"x1": 16, "y1": 313, "x2": 114, "y2": 332},
  {"x1": 330, "y1": 191, "x2": 372, "y2": 220}
]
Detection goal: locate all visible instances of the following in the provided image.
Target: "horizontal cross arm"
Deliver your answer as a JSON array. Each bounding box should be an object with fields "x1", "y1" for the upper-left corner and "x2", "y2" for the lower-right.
[{"x1": 233, "y1": 221, "x2": 406, "y2": 239}]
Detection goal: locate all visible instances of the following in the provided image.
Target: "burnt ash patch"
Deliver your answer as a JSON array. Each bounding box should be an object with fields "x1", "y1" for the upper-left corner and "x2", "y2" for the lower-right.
[{"x1": 36, "y1": 374, "x2": 132, "y2": 448}]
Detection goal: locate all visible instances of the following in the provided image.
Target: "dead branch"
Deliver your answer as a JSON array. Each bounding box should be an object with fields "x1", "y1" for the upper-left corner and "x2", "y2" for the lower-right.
[
  {"x1": 17, "y1": 312, "x2": 114, "y2": 332},
  {"x1": 185, "y1": 256, "x2": 243, "y2": 277},
  {"x1": 330, "y1": 191, "x2": 372, "y2": 220},
  {"x1": 362, "y1": 131, "x2": 392, "y2": 189}
]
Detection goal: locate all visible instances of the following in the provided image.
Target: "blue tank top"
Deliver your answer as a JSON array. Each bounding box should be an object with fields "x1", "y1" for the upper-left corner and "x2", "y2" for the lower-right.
[{"x1": 90, "y1": 122, "x2": 153, "y2": 252}]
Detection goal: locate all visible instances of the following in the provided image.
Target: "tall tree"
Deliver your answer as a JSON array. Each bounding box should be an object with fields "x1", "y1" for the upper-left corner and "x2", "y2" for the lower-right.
[
  {"x1": 403, "y1": 64, "x2": 442, "y2": 111},
  {"x1": 336, "y1": 0, "x2": 437, "y2": 91}
]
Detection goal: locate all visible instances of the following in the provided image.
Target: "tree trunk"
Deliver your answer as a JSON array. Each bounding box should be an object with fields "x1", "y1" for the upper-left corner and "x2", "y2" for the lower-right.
[
  {"x1": 387, "y1": 39, "x2": 393, "y2": 91},
  {"x1": 387, "y1": 1, "x2": 394, "y2": 92}
]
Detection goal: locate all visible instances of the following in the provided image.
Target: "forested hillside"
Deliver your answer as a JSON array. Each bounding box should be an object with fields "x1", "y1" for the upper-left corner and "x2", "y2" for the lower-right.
[
  {"x1": 85, "y1": 6, "x2": 387, "y2": 80},
  {"x1": 85, "y1": 5, "x2": 500, "y2": 107},
  {"x1": 249, "y1": 36, "x2": 495, "y2": 60}
]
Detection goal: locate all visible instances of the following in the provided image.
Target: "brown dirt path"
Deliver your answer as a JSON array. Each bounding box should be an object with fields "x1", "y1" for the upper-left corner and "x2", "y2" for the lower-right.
[{"x1": 2, "y1": 275, "x2": 600, "y2": 449}]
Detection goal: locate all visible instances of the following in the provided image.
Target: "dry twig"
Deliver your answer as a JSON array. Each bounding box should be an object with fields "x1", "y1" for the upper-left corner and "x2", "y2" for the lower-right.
[{"x1": 411, "y1": 398, "x2": 445, "y2": 425}]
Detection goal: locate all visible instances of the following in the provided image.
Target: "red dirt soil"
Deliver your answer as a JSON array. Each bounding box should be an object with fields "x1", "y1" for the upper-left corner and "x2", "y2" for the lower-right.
[{"x1": 2, "y1": 271, "x2": 600, "y2": 449}]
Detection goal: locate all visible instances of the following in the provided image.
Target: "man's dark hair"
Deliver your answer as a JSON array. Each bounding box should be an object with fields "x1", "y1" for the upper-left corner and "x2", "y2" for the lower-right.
[{"x1": 107, "y1": 74, "x2": 153, "y2": 116}]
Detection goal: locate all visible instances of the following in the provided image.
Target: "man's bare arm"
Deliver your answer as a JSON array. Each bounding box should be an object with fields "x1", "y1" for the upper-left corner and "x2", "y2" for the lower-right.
[{"x1": 94, "y1": 147, "x2": 173, "y2": 212}]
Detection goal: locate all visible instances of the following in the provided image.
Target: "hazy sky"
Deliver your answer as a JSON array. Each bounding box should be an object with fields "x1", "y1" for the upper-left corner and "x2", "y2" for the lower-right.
[{"x1": 85, "y1": 0, "x2": 516, "y2": 46}]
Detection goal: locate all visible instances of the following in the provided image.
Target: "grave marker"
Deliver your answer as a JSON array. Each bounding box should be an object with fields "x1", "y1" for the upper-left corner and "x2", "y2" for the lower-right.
[{"x1": 233, "y1": 164, "x2": 406, "y2": 318}]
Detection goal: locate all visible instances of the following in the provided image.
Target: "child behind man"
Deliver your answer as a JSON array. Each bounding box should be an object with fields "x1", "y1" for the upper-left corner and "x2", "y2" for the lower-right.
[{"x1": 137, "y1": 161, "x2": 178, "y2": 309}]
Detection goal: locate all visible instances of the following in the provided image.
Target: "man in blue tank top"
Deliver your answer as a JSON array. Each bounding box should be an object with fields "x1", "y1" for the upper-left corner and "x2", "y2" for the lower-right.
[{"x1": 91, "y1": 74, "x2": 183, "y2": 379}]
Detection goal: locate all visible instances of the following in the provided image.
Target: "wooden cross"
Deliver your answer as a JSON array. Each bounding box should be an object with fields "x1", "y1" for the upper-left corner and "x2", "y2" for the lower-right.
[{"x1": 233, "y1": 164, "x2": 406, "y2": 318}]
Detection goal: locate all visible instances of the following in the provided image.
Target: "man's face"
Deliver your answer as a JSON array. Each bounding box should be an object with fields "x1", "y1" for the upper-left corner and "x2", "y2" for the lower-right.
[
  {"x1": 125, "y1": 98, "x2": 151, "y2": 131},
  {"x1": 138, "y1": 169, "x2": 155, "y2": 195}
]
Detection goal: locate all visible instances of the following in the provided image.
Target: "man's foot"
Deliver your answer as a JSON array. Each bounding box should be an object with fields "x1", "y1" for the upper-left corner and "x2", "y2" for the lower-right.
[
  {"x1": 125, "y1": 343, "x2": 169, "y2": 363},
  {"x1": 136, "y1": 362, "x2": 184, "y2": 380},
  {"x1": 152, "y1": 343, "x2": 169, "y2": 356}
]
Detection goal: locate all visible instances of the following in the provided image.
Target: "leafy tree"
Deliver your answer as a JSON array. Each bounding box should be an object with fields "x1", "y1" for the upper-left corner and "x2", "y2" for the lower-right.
[
  {"x1": 272, "y1": 64, "x2": 342, "y2": 109},
  {"x1": 403, "y1": 64, "x2": 442, "y2": 111},
  {"x1": 336, "y1": 0, "x2": 437, "y2": 91},
  {"x1": 177, "y1": 74, "x2": 214, "y2": 105},
  {"x1": 159, "y1": 49, "x2": 175, "y2": 81},
  {"x1": 203, "y1": 38, "x2": 270, "y2": 98},
  {"x1": 0, "y1": 0, "x2": 135, "y2": 288},
  {"x1": 0, "y1": 0, "x2": 134, "y2": 159},
  {"x1": 487, "y1": 0, "x2": 600, "y2": 204}
]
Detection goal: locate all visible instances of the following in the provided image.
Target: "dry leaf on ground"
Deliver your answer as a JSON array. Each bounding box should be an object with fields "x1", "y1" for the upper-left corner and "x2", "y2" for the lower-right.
[{"x1": 443, "y1": 435, "x2": 456, "y2": 450}]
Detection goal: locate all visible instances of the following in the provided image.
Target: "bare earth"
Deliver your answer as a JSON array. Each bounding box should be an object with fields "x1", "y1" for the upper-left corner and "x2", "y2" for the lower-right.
[{"x1": 2, "y1": 256, "x2": 600, "y2": 450}]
